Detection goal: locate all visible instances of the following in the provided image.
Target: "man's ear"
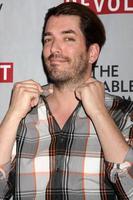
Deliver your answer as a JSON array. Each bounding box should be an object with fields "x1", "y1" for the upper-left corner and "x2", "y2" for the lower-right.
[{"x1": 88, "y1": 43, "x2": 100, "y2": 64}]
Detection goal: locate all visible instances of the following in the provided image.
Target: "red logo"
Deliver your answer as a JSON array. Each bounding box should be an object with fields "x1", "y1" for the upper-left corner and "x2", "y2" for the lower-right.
[
  {"x1": 0, "y1": 63, "x2": 13, "y2": 83},
  {"x1": 64, "y1": 0, "x2": 133, "y2": 14}
]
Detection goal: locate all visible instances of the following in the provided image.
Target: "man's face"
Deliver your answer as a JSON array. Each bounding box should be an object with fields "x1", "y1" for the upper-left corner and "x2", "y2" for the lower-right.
[{"x1": 43, "y1": 15, "x2": 92, "y2": 85}]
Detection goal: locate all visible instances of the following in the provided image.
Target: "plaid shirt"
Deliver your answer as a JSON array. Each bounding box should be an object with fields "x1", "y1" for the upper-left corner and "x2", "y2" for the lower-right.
[{"x1": 0, "y1": 91, "x2": 133, "y2": 200}]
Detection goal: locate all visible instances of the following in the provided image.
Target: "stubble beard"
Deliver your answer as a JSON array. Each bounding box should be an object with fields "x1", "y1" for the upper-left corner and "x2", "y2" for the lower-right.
[{"x1": 44, "y1": 53, "x2": 89, "y2": 88}]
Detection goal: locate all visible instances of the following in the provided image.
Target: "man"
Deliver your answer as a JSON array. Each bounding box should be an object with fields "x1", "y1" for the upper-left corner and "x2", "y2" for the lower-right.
[{"x1": 0, "y1": 2, "x2": 133, "y2": 199}]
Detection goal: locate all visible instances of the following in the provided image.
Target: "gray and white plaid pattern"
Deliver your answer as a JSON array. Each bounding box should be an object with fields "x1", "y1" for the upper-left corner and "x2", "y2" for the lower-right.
[{"x1": 0, "y1": 90, "x2": 133, "y2": 199}]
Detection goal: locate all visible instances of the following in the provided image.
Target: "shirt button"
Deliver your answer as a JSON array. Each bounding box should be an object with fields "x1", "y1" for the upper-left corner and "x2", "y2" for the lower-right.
[
  {"x1": 0, "y1": 169, "x2": 6, "y2": 180},
  {"x1": 56, "y1": 167, "x2": 60, "y2": 172}
]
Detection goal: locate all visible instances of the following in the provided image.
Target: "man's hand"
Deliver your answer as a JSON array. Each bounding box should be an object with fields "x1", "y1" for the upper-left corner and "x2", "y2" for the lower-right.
[
  {"x1": 8, "y1": 80, "x2": 43, "y2": 120},
  {"x1": 75, "y1": 78, "x2": 106, "y2": 118}
]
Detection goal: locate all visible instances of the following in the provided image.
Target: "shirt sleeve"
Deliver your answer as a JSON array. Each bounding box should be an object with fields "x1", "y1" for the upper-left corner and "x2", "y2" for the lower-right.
[
  {"x1": 105, "y1": 117, "x2": 133, "y2": 199},
  {"x1": 0, "y1": 142, "x2": 16, "y2": 199},
  {"x1": 0, "y1": 161, "x2": 12, "y2": 198}
]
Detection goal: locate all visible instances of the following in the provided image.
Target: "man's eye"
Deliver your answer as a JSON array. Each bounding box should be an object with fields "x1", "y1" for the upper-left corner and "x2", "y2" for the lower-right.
[
  {"x1": 65, "y1": 37, "x2": 75, "y2": 42},
  {"x1": 44, "y1": 38, "x2": 52, "y2": 44}
]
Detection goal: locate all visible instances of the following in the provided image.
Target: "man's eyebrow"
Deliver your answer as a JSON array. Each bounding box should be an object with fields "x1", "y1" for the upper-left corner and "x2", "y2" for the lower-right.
[
  {"x1": 44, "y1": 29, "x2": 77, "y2": 37},
  {"x1": 61, "y1": 30, "x2": 77, "y2": 35},
  {"x1": 43, "y1": 32, "x2": 52, "y2": 37}
]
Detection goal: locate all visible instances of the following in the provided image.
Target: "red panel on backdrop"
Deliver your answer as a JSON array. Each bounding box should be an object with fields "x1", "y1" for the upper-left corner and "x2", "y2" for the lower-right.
[
  {"x1": 64, "y1": 0, "x2": 133, "y2": 14},
  {"x1": 0, "y1": 63, "x2": 13, "y2": 83}
]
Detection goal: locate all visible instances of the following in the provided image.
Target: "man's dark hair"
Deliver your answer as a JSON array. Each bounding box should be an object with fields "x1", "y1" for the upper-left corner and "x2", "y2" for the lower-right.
[{"x1": 42, "y1": 2, "x2": 106, "y2": 50}]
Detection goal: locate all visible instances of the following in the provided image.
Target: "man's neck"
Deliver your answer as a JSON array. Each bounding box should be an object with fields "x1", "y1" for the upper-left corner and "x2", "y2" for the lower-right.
[
  {"x1": 47, "y1": 83, "x2": 79, "y2": 109},
  {"x1": 45, "y1": 84, "x2": 80, "y2": 129},
  {"x1": 48, "y1": 73, "x2": 90, "y2": 104}
]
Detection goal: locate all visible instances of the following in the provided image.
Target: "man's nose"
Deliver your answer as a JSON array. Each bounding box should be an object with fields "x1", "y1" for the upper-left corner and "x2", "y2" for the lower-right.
[{"x1": 50, "y1": 39, "x2": 61, "y2": 54}]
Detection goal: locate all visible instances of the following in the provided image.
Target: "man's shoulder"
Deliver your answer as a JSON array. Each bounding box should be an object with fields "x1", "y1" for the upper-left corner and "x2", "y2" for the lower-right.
[{"x1": 105, "y1": 93, "x2": 133, "y2": 117}]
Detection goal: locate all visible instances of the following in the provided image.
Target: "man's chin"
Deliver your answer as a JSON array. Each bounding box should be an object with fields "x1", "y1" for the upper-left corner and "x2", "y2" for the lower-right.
[{"x1": 48, "y1": 75, "x2": 70, "y2": 85}]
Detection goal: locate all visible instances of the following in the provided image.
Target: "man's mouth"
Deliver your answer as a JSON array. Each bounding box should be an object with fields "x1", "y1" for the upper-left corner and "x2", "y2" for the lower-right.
[
  {"x1": 50, "y1": 59, "x2": 67, "y2": 63},
  {"x1": 49, "y1": 58, "x2": 69, "y2": 66}
]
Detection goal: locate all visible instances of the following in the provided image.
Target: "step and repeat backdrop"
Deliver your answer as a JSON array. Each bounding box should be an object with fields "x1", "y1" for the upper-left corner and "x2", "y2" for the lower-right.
[{"x1": 0, "y1": 0, "x2": 133, "y2": 121}]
